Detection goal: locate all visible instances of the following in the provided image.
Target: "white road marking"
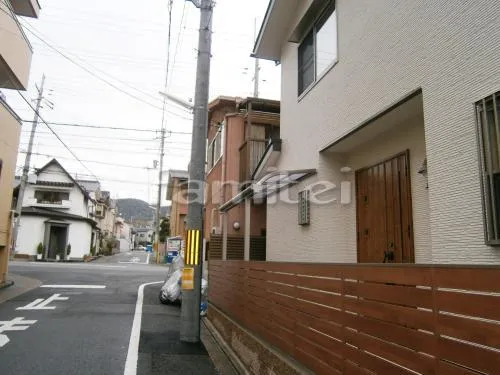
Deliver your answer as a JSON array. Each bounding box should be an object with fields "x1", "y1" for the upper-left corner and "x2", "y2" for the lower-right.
[
  {"x1": 124, "y1": 281, "x2": 163, "y2": 375},
  {"x1": 40, "y1": 285, "x2": 106, "y2": 289},
  {"x1": 0, "y1": 317, "x2": 37, "y2": 347},
  {"x1": 16, "y1": 293, "x2": 69, "y2": 310}
]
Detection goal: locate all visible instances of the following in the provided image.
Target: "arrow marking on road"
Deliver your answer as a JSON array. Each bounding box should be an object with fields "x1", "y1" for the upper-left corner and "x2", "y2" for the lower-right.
[
  {"x1": 0, "y1": 317, "x2": 37, "y2": 348},
  {"x1": 16, "y1": 294, "x2": 69, "y2": 310}
]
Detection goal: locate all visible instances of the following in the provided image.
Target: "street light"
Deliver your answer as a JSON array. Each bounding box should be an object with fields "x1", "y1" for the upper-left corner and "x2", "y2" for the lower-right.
[{"x1": 159, "y1": 91, "x2": 194, "y2": 112}]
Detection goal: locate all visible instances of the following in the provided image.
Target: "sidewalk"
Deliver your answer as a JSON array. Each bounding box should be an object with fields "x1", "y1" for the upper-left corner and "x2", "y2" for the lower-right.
[
  {"x1": 0, "y1": 273, "x2": 42, "y2": 304},
  {"x1": 138, "y1": 284, "x2": 238, "y2": 375}
]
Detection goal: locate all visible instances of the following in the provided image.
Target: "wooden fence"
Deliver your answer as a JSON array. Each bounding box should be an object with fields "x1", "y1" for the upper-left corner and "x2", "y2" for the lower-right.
[
  {"x1": 208, "y1": 261, "x2": 500, "y2": 374},
  {"x1": 207, "y1": 235, "x2": 266, "y2": 261}
]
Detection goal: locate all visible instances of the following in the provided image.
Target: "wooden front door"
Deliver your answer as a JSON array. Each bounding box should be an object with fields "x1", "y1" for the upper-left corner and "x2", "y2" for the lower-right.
[{"x1": 356, "y1": 151, "x2": 414, "y2": 263}]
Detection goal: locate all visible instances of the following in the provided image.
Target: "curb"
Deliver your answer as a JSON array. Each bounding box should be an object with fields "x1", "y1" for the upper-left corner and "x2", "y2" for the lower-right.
[
  {"x1": 0, "y1": 280, "x2": 14, "y2": 290},
  {"x1": 0, "y1": 274, "x2": 42, "y2": 305}
]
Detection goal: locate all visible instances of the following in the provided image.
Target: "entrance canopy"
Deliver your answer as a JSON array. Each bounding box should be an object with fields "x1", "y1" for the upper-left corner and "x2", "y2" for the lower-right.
[
  {"x1": 320, "y1": 90, "x2": 423, "y2": 154},
  {"x1": 219, "y1": 169, "x2": 316, "y2": 212}
]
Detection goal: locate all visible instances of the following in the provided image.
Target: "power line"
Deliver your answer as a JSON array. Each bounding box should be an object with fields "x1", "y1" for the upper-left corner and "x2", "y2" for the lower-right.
[
  {"x1": 20, "y1": 120, "x2": 192, "y2": 135},
  {"x1": 19, "y1": 151, "x2": 151, "y2": 169},
  {"x1": 19, "y1": 20, "x2": 192, "y2": 119},
  {"x1": 17, "y1": 91, "x2": 99, "y2": 180},
  {"x1": 28, "y1": 169, "x2": 157, "y2": 186},
  {"x1": 23, "y1": 20, "x2": 193, "y2": 117},
  {"x1": 20, "y1": 131, "x2": 158, "y2": 143},
  {"x1": 19, "y1": 130, "x2": 192, "y2": 145},
  {"x1": 19, "y1": 142, "x2": 191, "y2": 153},
  {"x1": 170, "y1": 1, "x2": 188, "y2": 87}
]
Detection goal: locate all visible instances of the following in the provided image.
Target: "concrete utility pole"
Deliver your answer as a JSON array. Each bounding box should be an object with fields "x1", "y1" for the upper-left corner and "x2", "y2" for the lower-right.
[
  {"x1": 181, "y1": 0, "x2": 214, "y2": 343},
  {"x1": 12, "y1": 74, "x2": 45, "y2": 254},
  {"x1": 154, "y1": 132, "x2": 165, "y2": 255}
]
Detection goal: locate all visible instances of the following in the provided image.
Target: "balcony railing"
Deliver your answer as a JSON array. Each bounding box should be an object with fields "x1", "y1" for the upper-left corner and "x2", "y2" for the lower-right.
[
  {"x1": 239, "y1": 139, "x2": 267, "y2": 183},
  {"x1": 26, "y1": 198, "x2": 71, "y2": 209}
]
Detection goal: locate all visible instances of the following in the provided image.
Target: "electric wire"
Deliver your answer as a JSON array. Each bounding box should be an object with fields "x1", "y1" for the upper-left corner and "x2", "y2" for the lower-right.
[{"x1": 17, "y1": 91, "x2": 99, "y2": 181}]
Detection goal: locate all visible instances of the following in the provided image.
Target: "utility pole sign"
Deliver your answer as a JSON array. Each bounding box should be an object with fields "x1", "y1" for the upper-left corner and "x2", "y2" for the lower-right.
[{"x1": 180, "y1": 0, "x2": 214, "y2": 343}]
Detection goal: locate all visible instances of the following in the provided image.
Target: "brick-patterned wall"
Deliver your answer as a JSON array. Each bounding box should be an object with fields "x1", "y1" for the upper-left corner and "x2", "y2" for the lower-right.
[{"x1": 267, "y1": 0, "x2": 500, "y2": 264}]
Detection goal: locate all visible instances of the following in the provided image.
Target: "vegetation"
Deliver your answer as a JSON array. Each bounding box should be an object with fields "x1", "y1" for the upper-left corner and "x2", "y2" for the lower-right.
[
  {"x1": 159, "y1": 217, "x2": 170, "y2": 243},
  {"x1": 66, "y1": 243, "x2": 71, "y2": 256},
  {"x1": 36, "y1": 242, "x2": 44, "y2": 255}
]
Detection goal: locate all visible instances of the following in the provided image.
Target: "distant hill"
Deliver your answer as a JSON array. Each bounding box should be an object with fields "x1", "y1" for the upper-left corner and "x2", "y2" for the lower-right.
[{"x1": 116, "y1": 199, "x2": 170, "y2": 221}]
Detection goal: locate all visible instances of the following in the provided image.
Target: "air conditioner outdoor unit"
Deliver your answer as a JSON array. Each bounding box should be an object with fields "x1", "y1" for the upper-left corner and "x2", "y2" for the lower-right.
[{"x1": 212, "y1": 226, "x2": 221, "y2": 235}]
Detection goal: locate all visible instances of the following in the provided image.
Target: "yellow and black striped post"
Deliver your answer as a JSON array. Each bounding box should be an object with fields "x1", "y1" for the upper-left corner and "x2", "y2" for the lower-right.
[
  {"x1": 182, "y1": 230, "x2": 201, "y2": 291},
  {"x1": 184, "y1": 229, "x2": 201, "y2": 266}
]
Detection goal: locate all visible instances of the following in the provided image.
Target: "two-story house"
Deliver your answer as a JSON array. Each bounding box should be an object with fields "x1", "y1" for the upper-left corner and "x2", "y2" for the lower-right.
[
  {"x1": 14, "y1": 159, "x2": 97, "y2": 260},
  {"x1": 250, "y1": 0, "x2": 500, "y2": 265},
  {"x1": 204, "y1": 96, "x2": 280, "y2": 261},
  {"x1": 0, "y1": 0, "x2": 41, "y2": 284}
]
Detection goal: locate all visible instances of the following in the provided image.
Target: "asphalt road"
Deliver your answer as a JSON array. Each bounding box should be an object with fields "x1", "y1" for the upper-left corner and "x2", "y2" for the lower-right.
[{"x1": 0, "y1": 252, "x2": 216, "y2": 375}]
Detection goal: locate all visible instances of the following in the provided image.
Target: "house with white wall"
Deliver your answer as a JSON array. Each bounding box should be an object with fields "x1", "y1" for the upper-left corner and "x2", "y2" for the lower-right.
[
  {"x1": 250, "y1": 0, "x2": 500, "y2": 264},
  {"x1": 14, "y1": 159, "x2": 97, "y2": 260}
]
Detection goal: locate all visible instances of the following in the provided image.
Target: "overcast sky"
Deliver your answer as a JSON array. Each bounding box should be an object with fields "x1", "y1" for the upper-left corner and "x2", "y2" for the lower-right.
[{"x1": 4, "y1": 0, "x2": 280, "y2": 206}]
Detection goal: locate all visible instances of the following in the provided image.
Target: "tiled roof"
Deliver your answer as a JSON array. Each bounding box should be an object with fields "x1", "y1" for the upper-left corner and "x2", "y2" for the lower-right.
[{"x1": 36, "y1": 181, "x2": 74, "y2": 188}]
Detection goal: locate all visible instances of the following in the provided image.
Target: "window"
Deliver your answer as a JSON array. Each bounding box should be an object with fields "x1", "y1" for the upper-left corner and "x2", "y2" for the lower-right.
[
  {"x1": 298, "y1": 190, "x2": 310, "y2": 225},
  {"x1": 206, "y1": 123, "x2": 224, "y2": 171},
  {"x1": 476, "y1": 91, "x2": 500, "y2": 244},
  {"x1": 34, "y1": 190, "x2": 70, "y2": 204},
  {"x1": 298, "y1": 2, "x2": 337, "y2": 95}
]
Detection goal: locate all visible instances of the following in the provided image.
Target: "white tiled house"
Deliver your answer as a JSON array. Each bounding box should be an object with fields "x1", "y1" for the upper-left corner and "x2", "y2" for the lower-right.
[
  {"x1": 15, "y1": 159, "x2": 97, "y2": 260},
  {"x1": 252, "y1": 0, "x2": 500, "y2": 264}
]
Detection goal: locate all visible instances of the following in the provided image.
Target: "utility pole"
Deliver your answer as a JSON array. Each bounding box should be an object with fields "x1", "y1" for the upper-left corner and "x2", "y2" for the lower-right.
[
  {"x1": 154, "y1": 130, "x2": 165, "y2": 256},
  {"x1": 12, "y1": 74, "x2": 45, "y2": 254},
  {"x1": 181, "y1": 0, "x2": 213, "y2": 343},
  {"x1": 253, "y1": 18, "x2": 260, "y2": 98}
]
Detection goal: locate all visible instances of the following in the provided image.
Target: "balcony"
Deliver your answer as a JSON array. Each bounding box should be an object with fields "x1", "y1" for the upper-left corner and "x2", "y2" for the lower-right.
[
  {"x1": 26, "y1": 198, "x2": 71, "y2": 210},
  {"x1": 10, "y1": 0, "x2": 41, "y2": 18},
  {"x1": 239, "y1": 139, "x2": 267, "y2": 183},
  {"x1": 0, "y1": 0, "x2": 33, "y2": 90}
]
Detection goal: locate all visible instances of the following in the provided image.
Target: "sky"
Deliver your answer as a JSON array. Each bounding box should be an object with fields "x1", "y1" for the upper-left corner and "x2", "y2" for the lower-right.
[{"x1": 4, "y1": 0, "x2": 280, "y2": 207}]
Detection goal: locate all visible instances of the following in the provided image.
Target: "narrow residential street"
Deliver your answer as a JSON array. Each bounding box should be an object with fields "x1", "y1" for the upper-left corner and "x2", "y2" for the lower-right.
[{"x1": 0, "y1": 252, "x2": 217, "y2": 375}]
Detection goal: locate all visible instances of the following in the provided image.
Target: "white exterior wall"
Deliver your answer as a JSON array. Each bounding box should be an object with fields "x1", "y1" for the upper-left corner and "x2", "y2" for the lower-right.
[
  {"x1": 25, "y1": 166, "x2": 89, "y2": 218},
  {"x1": 16, "y1": 217, "x2": 92, "y2": 259},
  {"x1": 267, "y1": 0, "x2": 500, "y2": 264},
  {"x1": 16, "y1": 216, "x2": 45, "y2": 255},
  {"x1": 67, "y1": 222, "x2": 92, "y2": 259}
]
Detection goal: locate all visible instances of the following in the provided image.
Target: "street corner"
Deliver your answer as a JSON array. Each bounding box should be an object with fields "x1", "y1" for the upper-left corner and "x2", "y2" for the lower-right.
[{"x1": 0, "y1": 274, "x2": 42, "y2": 305}]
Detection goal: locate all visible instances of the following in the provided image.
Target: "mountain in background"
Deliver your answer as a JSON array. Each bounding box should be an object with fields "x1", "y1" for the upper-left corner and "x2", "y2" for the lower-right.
[{"x1": 115, "y1": 198, "x2": 170, "y2": 222}]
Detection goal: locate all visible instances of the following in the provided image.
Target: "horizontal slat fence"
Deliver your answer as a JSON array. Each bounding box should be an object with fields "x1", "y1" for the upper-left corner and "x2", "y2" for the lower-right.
[
  {"x1": 208, "y1": 261, "x2": 500, "y2": 374},
  {"x1": 208, "y1": 235, "x2": 267, "y2": 261}
]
